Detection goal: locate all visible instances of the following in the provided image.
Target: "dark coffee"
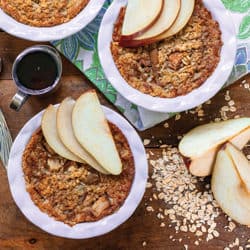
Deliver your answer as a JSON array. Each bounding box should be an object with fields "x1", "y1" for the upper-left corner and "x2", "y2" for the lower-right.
[{"x1": 16, "y1": 52, "x2": 58, "y2": 90}]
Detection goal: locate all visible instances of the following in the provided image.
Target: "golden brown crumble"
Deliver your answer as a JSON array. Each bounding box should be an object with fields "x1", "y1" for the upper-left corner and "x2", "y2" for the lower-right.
[
  {"x1": 0, "y1": 0, "x2": 89, "y2": 27},
  {"x1": 111, "y1": 0, "x2": 222, "y2": 98},
  {"x1": 22, "y1": 124, "x2": 134, "y2": 226}
]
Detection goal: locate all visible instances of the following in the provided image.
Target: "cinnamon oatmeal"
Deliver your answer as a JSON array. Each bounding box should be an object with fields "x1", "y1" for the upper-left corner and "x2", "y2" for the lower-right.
[
  {"x1": 0, "y1": 0, "x2": 89, "y2": 27},
  {"x1": 22, "y1": 124, "x2": 134, "y2": 226},
  {"x1": 111, "y1": 0, "x2": 222, "y2": 98}
]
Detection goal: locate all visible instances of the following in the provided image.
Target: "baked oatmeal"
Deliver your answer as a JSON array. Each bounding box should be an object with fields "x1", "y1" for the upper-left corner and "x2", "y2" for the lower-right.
[
  {"x1": 22, "y1": 124, "x2": 134, "y2": 226},
  {"x1": 0, "y1": 0, "x2": 90, "y2": 27},
  {"x1": 111, "y1": 0, "x2": 222, "y2": 98}
]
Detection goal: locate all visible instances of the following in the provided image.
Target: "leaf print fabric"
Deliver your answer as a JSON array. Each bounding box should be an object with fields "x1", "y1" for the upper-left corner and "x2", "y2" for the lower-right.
[{"x1": 238, "y1": 15, "x2": 250, "y2": 39}]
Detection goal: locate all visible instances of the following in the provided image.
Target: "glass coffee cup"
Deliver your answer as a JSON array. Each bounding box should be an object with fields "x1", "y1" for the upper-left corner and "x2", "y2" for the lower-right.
[{"x1": 10, "y1": 45, "x2": 62, "y2": 111}]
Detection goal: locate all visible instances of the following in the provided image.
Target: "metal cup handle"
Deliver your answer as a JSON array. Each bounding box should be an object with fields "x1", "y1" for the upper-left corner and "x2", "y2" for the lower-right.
[{"x1": 10, "y1": 90, "x2": 29, "y2": 111}]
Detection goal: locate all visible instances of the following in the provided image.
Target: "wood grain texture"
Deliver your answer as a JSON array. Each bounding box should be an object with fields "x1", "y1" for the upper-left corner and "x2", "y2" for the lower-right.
[{"x1": 0, "y1": 31, "x2": 250, "y2": 250}]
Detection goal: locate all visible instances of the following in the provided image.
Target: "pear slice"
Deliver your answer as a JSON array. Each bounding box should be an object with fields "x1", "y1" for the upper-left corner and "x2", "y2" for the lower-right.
[
  {"x1": 188, "y1": 127, "x2": 250, "y2": 177},
  {"x1": 72, "y1": 91, "x2": 122, "y2": 175},
  {"x1": 230, "y1": 127, "x2": 250, "y2": 149},
  {"x1": 179, "y1": 118, "x2": 250, "y2": 159},
  {"x1": 133, "y1": 0, "x2": 180, "y2": 41},
  {"x1": 211, "y1": 144, "x2": 250, "y2": 225},
  {"x1": 188, "y1": 148, "x2": 217, "y2": 177},
  {"x1": 226, "y1": 143, "x2": 250, "y2": 193},
  {"x1": 57, "y1": 97, "x2": 109, "y2": 174},
  {"x1": 155, "y1": 0, "x2": 195, "y2": 40},
  {"x1": 121, "y1": 0, "x2": 164, "y2": 39},
  {"x1": 41, "y1": 105, "x2": 83, "y2": 162}
]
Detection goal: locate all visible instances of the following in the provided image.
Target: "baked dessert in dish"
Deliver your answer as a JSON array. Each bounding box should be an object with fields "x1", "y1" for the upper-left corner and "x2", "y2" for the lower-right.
[
  {"x1": 0, "y1": 0, "x2": 90, "y2": 27},
  {"x1": 111, "y1": 0, "x2": 222, "y2": 98},
  {"x1": 22, "y1": 124, "x2": 134, "y2": 226}
]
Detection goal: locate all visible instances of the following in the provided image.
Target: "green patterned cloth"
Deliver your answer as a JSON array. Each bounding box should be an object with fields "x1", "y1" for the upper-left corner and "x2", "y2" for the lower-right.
[{"x1": 52, "y1": 0, "x2": 250, "y2": 130}]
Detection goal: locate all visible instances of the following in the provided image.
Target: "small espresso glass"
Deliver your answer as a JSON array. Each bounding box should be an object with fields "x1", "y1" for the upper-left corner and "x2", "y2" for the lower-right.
[{"x1": 10, "y1": 45, "x2": 62, "y2": 111}]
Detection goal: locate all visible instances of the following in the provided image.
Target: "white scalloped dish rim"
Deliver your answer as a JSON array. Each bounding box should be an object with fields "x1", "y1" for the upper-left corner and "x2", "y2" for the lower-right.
[
  {"x1": 0, "y1": 0, "x2": 105, "y2": 42},
  {"x1": 98, "y1": 0, "x2": 237, "y2": 113},
  {"x1": 7, "y1": 106, "x2": 148, "y2": 239}
]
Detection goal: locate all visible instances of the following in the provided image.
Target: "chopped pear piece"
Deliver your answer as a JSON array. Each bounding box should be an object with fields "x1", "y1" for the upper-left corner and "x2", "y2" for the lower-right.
[
  {"x1": 226, "y1": 143, "x2": 250, "y2": 193},
  {"x1": 72, "y1": 91, "x2": 122, "y2": 175},
  {"x1": 211, "y1": 144, "x2": 250, "y2": 225},
  {"x1": 41, "y1": 105, "x2": 83, "y2": 162},
  {"x1": 155, "y1": 0, "x2": 195, "y2": 40},
  {"x1": 121, "y1": 0, "x2": 163, "y2": 39},
  {"x1": 179, "y1": 118, "x2": 250, "y2": 158},
  {"x1": 57, "y1": 97, "x2": 109, "y2": 174}
]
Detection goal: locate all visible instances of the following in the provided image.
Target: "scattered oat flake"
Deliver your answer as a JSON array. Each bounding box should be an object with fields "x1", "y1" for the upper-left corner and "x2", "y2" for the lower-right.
[
  {"x1": 146, "y1": 206, "x2": 154, "y2": 212},
  {"x1": 163, "y1": 122, "x2": 169, "y2": 128},
  {"x1": 206, "y1": 233, "x2": 214, "y2": 241},
  {"x1": 142, "y1": 241, "x2": 147, "y2": 247},
  {"x1": 194, "y1": 240, "x2": 199, "y2": 246},
  {"x1": 244, "y1": 83, "x2": 250, "y2": 89},
  {"x1": 143, "y1": 139, "x2": 151, "y2": 146},
  {"x1": 175, "y1": 114, "x2": 181, "y2": 120},
  {"x1": 198, "y1": 110, "x2": 204, "y2": 117},
  {"x1": 228, "y1": 221, "x2": 236, "y2": 232},
  {"x1": 230, "y1": 106, "x2": 237, "y2": 112},
  {"x1": 213, "y1": 230, "x2": 219, "y2": 237},
  {"x1": 235, "y1": 238, "x2": 239, "y2": 246},
  {"x1": 149, "y1": 147, "x2": 221, "y2": 243}
]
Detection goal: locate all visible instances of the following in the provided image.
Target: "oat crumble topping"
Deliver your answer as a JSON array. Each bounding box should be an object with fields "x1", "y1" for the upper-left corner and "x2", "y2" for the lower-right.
[{"x1": 0, "y1": 0, "x2": 90, "y2": 27}]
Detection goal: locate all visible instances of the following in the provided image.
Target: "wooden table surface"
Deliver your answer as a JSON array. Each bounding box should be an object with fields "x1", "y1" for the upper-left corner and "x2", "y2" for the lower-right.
[{"x1": 0, "y1": 31, "x2": 250, "y2": 250}]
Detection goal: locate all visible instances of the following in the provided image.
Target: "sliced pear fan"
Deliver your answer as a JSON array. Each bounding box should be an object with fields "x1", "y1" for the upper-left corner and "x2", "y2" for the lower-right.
[
  {"x1": 72, "y1": 91, "x2": 122, "y2": 175},
  {"x1": 57, "y1": 97, "x2": 109, "y2": 174},
  {"x1": 41, "y1": 105, "x2": 83, "y2": 162}
]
